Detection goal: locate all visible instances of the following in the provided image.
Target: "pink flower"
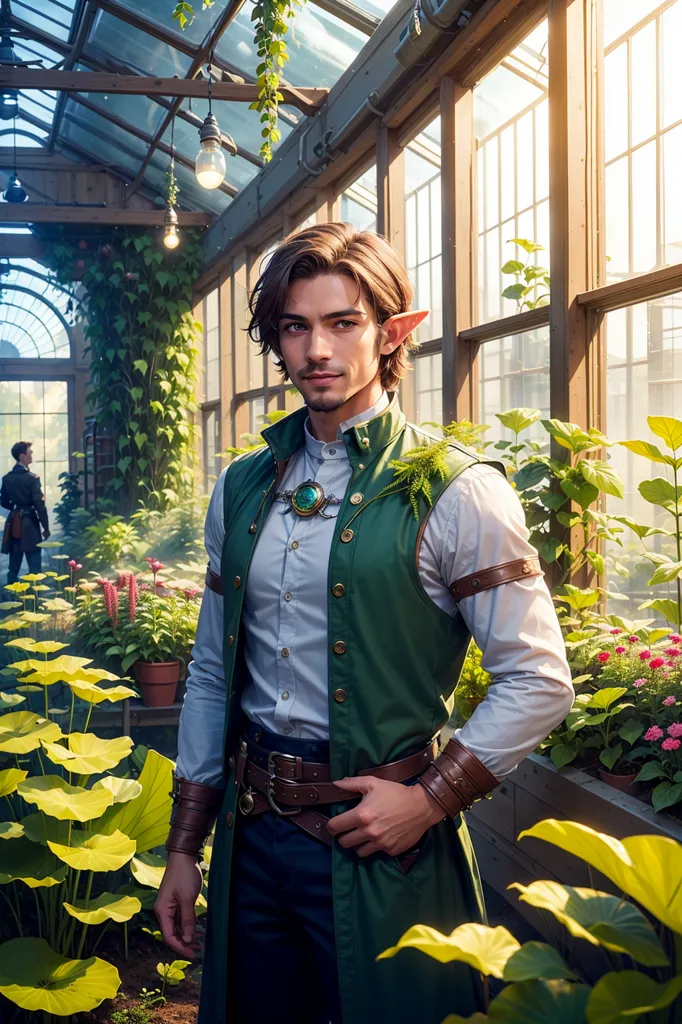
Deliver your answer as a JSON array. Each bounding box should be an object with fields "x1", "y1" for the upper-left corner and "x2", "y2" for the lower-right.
[
  {"x1": 75, "y1": 563, "x2": 82, "y2": 572},
  {"x1": 100, "y1": 579, "x2": 119, "y2": 627},
  {"x1": 597, "y1": 651, "x2": 611, "y2": 663},
  {"x1": 149, "y1": 560, "x2": 164, "y2": 573},
  {"x1": 615, "y1": 646, "x2": 626, "y2": 654},
  {"x1": 650, "y1": 657, "x2": 666, "y2": 670},
  {"x1": 663, "y1": 696, "x2": 676, "y2": 706},
  {"x1": 666, "y1": 648, "x2": 681, "y2": 657},
  {"x1": 633, "y1": 679, "x2": 647, "y2": 689},
  {"x1": 667, "y1": 722, "x2": 682, "y2": 738},
  {"x1": 144, "y1": 557, "x2": 154, "y2": 564},
  {"x1": 669, "y1": 634, "x2": 682, "y2": 643},
  {"x1": 628, "y1": 636, "x2": 639, "y2": 643},
  {"x1": 645, "y1": 725, "x2": 664, "y2": 741},
  {"x1": 610, "y1": 628, "x2": 622, "y2": 635},
  {"x1": 662, "y1": 738, "x2": 681, "y2": 751},
  {"x1": 128, "y1": 573, "x2": 138, "y2": 622},
  {"x1": 139, "y1": 582, "x2": 151, "y2": 591},
  {"x1": 68, "y1": 559, "x2": 77, "y2": 568},
  {"x1": 155, "y1": 579, "x2": 165, "y2": 588},
  {"x1": 183, "y1": 587, "x2": 200, "y2": 601},
  {"x1": 639, "y1": 650, "x2": 652, "y2": 660}
]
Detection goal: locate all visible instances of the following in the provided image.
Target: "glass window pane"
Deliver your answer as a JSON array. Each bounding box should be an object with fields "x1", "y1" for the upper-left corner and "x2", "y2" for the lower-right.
[
  {"x1": 479, "y1": 328, "x2": 550, "y2": 442},
  {"x1": 405, "y1": 118, "x2": 441, "y2": 345},
  {"x1": 88, "y1": 12, "x2": 192, "y2": 78},
  {"x1": 414, "y1": 353, "x2": 442, "y2": 426},
  {"x1": 340, "y1": 166, "x2": 377, "y2": 232},
  {"x1": 662, "y1": 2, "x2": 682, "y2": 128}
]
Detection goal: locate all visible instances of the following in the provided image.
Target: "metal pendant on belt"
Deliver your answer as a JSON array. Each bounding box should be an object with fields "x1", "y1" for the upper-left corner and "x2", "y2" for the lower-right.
[{"x1": 274, "y1": 480, "x2": 342, "y2": 519}]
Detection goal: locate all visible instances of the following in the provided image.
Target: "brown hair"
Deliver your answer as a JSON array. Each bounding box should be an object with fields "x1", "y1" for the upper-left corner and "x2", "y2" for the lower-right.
[
  {"x1": 11, "y1": 440, "x2": 32, "y2": 461},
  {"x1": 247, "y1": 222, "x2": 418, "y2": 391}
]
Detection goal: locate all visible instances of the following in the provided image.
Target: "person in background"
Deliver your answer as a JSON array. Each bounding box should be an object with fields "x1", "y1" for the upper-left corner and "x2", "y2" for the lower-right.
[{"x1": 1, "y1": 440, "x2": 50, "y2": 587}]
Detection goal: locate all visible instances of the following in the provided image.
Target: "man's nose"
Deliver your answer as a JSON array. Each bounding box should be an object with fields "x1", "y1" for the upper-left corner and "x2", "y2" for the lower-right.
[{"x1": 306, "y1": 327, "x2": 333, "y2": 361}]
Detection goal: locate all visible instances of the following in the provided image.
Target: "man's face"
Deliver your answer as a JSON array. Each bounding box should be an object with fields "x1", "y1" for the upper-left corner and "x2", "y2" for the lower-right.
[
  {"x1": 277, "y1": 273, "x2": 382, "y2": 413},
  {"x1": 20, "y1": 447, "x2": 33, "y2": 466}
]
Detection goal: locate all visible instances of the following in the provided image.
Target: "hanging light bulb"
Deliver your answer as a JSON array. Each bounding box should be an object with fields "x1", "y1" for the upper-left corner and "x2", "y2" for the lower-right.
[
  {"x1": 0, "y1": 33, "x2": 18, "y2": 121},
  {"x1": 195, "y1": 60, "x2": 226, "y2": 190},
  {"x1": 3, "y1": 117, "x2": 27, "y2": 203},
  {"x1": 163, "y1": 203, "x2": 179, "y2": 249}
]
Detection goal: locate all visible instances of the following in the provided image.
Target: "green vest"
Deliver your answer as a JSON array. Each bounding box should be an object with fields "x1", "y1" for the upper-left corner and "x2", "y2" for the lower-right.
[{"x1": 200, "y1": 396, "x2": 504, "y2": 1024}]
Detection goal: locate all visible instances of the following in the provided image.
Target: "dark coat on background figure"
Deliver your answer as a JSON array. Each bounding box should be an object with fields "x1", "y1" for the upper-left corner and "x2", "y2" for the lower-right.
[{"x1": 0, "y1": 464, "x2": 49, "y2": 554}]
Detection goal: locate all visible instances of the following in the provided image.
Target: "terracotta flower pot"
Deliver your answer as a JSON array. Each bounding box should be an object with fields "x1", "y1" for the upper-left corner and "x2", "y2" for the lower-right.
[
  {"x1": 598, "y1": 768, "x2": 638, "y2": 792},
  {"x1": 133, "y1": 660, "x2": 180, "y2": 707}
]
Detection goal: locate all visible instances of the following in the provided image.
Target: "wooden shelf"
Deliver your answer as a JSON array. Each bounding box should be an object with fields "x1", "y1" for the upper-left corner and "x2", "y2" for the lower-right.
[{"x1": 89, "y1": 696, "x2": 183, "y2": 734}]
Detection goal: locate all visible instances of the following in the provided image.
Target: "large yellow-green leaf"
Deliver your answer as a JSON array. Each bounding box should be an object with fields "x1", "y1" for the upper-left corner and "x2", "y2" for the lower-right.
[
  {"x1": 638, "y1": 477, "x2": 681, "y2": 514},
  {"x1": 503, "y1": 942, "x2": 577, "y2": 983},
  {"x1": 0, "y1": 836, "x2": 66, "y2": 888},
  {"x1": 378, "y1": 922, "x2": 519, "y2": 978},
  {"x1": 587, "y1": 971, "x2": 682, "y2": 1024},
  {"x1": 30, "y1": 641, "x2": 70, "y2": 655},
  {"x1": 0, "y1": 692, "x2": 25, "y2": 709},
  {"x1": 93, "y1": 749, "x2": 174, "y2": 853},
  {"x1": 20, "y1": 812, "x2": 70, "y2": 846},
  {"x1": 509, "y1": 881, "x2": 668, "y2": 966},
  {"x1": 442, "y1": 1016, "x2": 488, "y2": 1023},
  {"x1": 10, "y1": 655, "x2": 94, "y2": 686},
  {"x1": 18, "y1": 776, "x2": 114, "y2": 822},
  {"x1": 0, "y1": 768, "x2": 27, "y2": 798},
  {"x1": 93, "y1": 776, "x2": 142, "y2": 804},
  {"x1": 0, "y1": 937, "x2": 120, "y2": 1014},
  {"x1": 618, "y1": 438, "x2": 671, "y2": 464},
  {"x1": 0, "y1": 822, "x2": 24, "y2": 840},
  {"x1": 0, "y1": 601, "x2": 22, "y2": 610},
  {"x1": 0, "y1": 712, "x2": 62, "y2": 753},
  {"x1": 130, "y1": 853, "x2": 205, "y2": 908},
  {"x1": 519, "y1": 819, "x2": 682, "y2": 934},
  {"x1": 578, "y1": 459, "x2": 624, "y2": 499},
  {"x1": 496, "y1": 408, "x2": 541, "y2": 435},
  {"x1": 75, "y1": 668, "x2": 121, "y2": 684},
  {"x1": 4, "y1": 638, "x2": 37, "y2": 651},
  {"x1": 41, "y1": 734, "x2": 133, "y2": 775},
  {"x1": 68, "y1": 680, "x2": 137, "y2": 705},
  {"x1": 48, "y1": 829, "x2": 136, "y2": 871},
  {"x1": 157, "y1": 959, "x2": 191, "y2": 985},
  {"x1": 489, "y1": 980, "x2": 590, "y2": 1023},
  {"x1": 648, "y1": 416, "x2": 682, "y2": 451},
  {"x1": 63, "y1": 892, "x2": 141, "y2": 925}
]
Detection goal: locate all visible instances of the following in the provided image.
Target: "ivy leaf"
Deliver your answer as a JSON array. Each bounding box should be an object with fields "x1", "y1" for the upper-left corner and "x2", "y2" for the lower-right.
[
  {"x1": 502, "y1": 283, "x2": 526, "y2": 300},
  {"x1": 133, "y1": 433, "x2": 148, "y2": 451},
  {"x1": 501, "y1": 260, "x2": 524, "y2": 275},
  {"x1": 647, "y1": 416, "x2": 682, "y2": 451},
  {"x1": 652, "y1": 782, "x2": 682, "y2": 812},
  {"x1": 133, "y1": 360, "x2": 148, "y2": 376},
  {"x1": 561, "y1": 476, "x2": 599, "y2": 510}
]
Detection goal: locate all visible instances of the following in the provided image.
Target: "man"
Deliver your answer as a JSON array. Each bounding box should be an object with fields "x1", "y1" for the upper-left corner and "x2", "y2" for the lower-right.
[
  {"x1": 1, "y1": 441, "x2": 50, "y2": 587},
  {"x1": 156, "y1": 223, "x2": 573, "y2": 1024}
]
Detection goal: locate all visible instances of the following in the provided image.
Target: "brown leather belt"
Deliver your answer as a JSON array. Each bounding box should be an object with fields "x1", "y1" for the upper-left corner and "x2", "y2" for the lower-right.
[{"x1": 234, "y1": 739, "x2": 437, "y2": 847}]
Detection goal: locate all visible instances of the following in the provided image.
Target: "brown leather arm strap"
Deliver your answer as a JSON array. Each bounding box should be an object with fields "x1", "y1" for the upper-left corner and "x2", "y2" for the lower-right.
[
  {"x1": 449, "y1": 555, "x2": 543, "y2": 601},
  {"x1": 165, "y1": 774, "x2": 225, "y2": 859},
  {"x1": 205, "y1": 564, "x2": 223, "y2": 596},
  {"x1": 417, "y1": 738, "x2": 498, "y2": 818}
]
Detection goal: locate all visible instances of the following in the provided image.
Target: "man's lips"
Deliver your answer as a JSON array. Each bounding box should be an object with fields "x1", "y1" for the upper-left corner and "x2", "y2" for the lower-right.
[{"x1": 303, "y1": 373, "x2": 341, "y2": 385}]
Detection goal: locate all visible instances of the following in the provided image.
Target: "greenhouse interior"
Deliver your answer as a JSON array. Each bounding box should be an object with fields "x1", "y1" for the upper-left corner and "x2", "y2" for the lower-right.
[{"x1": 1, "y1": 0, "x2": 682, "y2": 1021}]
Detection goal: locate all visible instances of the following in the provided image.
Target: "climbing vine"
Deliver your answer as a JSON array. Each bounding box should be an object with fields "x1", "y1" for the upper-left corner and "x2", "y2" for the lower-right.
[
  {"x1": 172, "y1": 0, "x2": 305, "y2": 163},
  {"x1": 44, "y1": 230, "x2": 203, "y2": 516}
]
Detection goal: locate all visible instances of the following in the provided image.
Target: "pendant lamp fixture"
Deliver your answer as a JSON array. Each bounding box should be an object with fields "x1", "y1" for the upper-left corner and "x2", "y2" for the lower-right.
[
  {"x1": 163, "y1": 115, "x2": 180, "y2": 249},
  {"x1": 3, "y1": 117, "x2": 27, "y2": 203},
  {"x1": 0, "y1": 31, "x2": 18, "y2": 120},
  {"x1": 195, "y1": 57, "x2": 226, "y2": 190}
]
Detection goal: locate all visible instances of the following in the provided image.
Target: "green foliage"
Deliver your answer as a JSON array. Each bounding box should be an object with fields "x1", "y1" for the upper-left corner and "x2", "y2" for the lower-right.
[
  {"x1": 164, "y1": 162, "x2": 180, "y2": 208},
  {"x1": 111, "y1": 1008, "x2": 154, "y2": 1024},
  {"x1": 382, "y1": 438, "x2": 452, "y2": 520},
  {"x1": 452, "y1": 644, "x2": 491, "y2": 726},
  {"x1": 44, "y1": 229, "x2": 202, "y2": 517},
  {"x1": 501, "y1": 238, "x2": 551, "y2": 311},
  {"x1": 119, "y1": 588, "x2": 200, "y2": 672},
  {"x1": 383, "y1": 818, "x2": 682, "y2": 1022},
  {"x1": 53, "y1": 464, "x2": 84, "y2": 537},
  {"x1": 82, "y1": 515, "x2": 142, "y2": 571}
]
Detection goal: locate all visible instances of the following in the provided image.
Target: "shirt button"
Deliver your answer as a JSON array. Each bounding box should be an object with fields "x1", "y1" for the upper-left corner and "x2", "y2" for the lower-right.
[
  {"x1": 226, "y1": 812, "x2": 234, "y2": 828},
  {"x1": 249, "y1": 523, "x2": 257, "y2": 534},
  {"x1": 333, "y1": 640, "x2": 346, "y2": 655},
  {"x1": 334, "y1": 688, "x2": 347, "y2": 704},
  {"x1": 284, "y1": 592, "x2": 292, "y2": 601},
  {"x1": 228, "y1": 635, "x2": 234, "y2": 646},
  {"x1": 329, "y1": 448, "x2": 336, "y2": 455},
  {"x1": 233, "y1": 576, "x2": 241, "y2": 589},
  {"x1": 281, "y1": 647, "x2": 290, "y2": 658},
  {"x1": 350, "y1": 492, "x2": 363, "y2": 505},
  {"x1": 281, "y1": 691, "x2": 290, "y2": 701},
  {"x1": 340, "y1": 529, "x2": 354, "y2": 543},
  {"x1": 332, "y1": 583, "x2": 345, "y2": 598},
  {"x1": 291, "y1": 541, "x2": 299, "y2": 550}
]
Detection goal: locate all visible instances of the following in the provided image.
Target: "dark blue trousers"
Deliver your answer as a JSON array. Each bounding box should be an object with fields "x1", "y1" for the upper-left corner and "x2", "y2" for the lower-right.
[
  {"x1": 7, "y1": 539, "x2": 41, "y2": 587},
  {"x1": 228, "y1": 721, "x2": 342, "y2": 1024}
]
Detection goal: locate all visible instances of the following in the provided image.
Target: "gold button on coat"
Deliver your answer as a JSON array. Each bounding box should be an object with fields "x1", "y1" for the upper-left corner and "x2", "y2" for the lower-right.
[
  {"x1": 333, "y1": 640, "x2": 346, "y2": 655},
  {"x1": 350, "y1": 492, "x2": 363, "y2": 505},
  {"x1": 332, "y1": 583, "x2": 345, "y2": 598},
  {"x1": 226, "y1": 812, "x2": 234, "y2": 828},
  {"x1": 233, "y1": 576, "x2": 241, "y2": 589},
  {"x1": 228, "y1": 635, "x2": 234, "y2": 647},
  {"x1": 360, "y1": 437, "x2": 370, "y2": 448},
  {"x1": 340, "y1": 529, "x2": 354, "y2": 543},
  {"x1": 334, "y1": 688, "x2": 347, "y2": 703},
  {"x1": 291, "y1": 541, "x2": 299, "y2": 550}
]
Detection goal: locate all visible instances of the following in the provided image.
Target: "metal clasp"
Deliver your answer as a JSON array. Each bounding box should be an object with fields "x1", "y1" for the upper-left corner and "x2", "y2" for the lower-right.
[{"x1": 266, "y1": 751, "x2": 301, "y2": 816}]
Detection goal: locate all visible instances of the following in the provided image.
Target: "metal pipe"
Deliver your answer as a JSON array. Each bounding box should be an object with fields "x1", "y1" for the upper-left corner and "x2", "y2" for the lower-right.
[{"x1": 394, "y1": 0, "x2": 476, "y2": 68}]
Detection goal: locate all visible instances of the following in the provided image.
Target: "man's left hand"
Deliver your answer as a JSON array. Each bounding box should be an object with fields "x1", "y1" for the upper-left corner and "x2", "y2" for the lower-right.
[{"x1": 327, "y1": 776, "x2": 445, "y2": 858}]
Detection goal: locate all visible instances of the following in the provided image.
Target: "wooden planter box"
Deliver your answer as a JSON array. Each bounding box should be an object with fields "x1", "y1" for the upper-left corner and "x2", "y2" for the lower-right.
[{"x1": 468, "y1": 753, "x2": 682, "y2": 979}]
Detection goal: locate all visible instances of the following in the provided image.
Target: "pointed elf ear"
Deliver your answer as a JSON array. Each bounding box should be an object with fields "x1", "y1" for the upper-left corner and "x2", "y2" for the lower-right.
[{"x1": 379, "y1": 310, "x2": 430, "y2": 354}]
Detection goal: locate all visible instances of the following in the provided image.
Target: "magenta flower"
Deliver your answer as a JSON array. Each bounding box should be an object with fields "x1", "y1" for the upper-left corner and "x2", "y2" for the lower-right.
[
  {"x1": 667, "y1": 722, "x2": 682, "y2": 738},
  {"x1": 669, "y1": 634, "x2": 682, "y2": 643},
  {"x1": 633, "y1": 679, "x2": 647, "y2": 689},
  {"x1": 663, "y1": 696, "x2": 676, "y2": 706},
  {"x1": 68, "y1": 559, "x2": 77, "y2": 568},
  {"x1": 666, "y1": 648, "x2": 681, "y2": 657},
  {"x1": 645, "y1": 725, "x2": 664, "y2": 741},
  {"x1": 615, "y1": 645, "x2": 626, "y2": 654},
  {"x1": 597, "y1": 651, "x2": 611, "y2": 663},
  {"x1": 639, "y1": 650, "x2": 652, "y2": 660},
  {"x1": 628, "y1": 636, "x2": 639, "y2": 643},
  {"x1": 610, "y1": 628, "x2": 622, "y2": 635},
  {"x1": 662, "y1": 738, "x2": 681, "y2": 751},
  {"x1": 128, "y1": 573, "x2": 139, "y2": 622},
  {"x1": 650, "y1": 657, "x2": 666, "y2": 670}
]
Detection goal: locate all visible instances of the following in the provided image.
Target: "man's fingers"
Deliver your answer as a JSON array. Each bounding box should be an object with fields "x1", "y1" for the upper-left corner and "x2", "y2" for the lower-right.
[
  {"x1": 334, "y1": 776, "x2": 374, "y2": 795},
  {"x1": 180, "y1": 899, "x2": 197, "y2": 945},
  {"x1": 155, "y1": 898, "x2": 179, "y2": 946},
  {"x1": 356, "y1": 842, "x2": 380, "y2": 858},
  {"x1": 327, "y1": 805, "x2": 367, "y2": 836},
  {"x1": 336, "y1": 828, "x2": 371, "y2": 849}
]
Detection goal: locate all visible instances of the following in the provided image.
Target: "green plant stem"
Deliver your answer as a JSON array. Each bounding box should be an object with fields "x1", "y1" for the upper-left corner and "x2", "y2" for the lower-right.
[
  {"x1": 674, "y1": 461, "x2": 682, "y2": 632},
  {"x1": 68, "y1": 686, "x2": 76, "y2": 735},
  {"x1": 33, "y1": 887, "x2": 43, "y2": 938},
  {"x1": 4, "y1": 795, "x2": 17, "y2": 821},
  {"x1": 84, "y1": 702, "x2": 94, "y2": 733},
  {"x1": 0, "y1": 888, "x2": 23, "y2": 937},
  {"x1": 76, "y1": 873, "x2": 94, "y2": 958},
  {"x1": 124, "y1": 920, "x2": 129, "y2": 959},
  {"x1": 482, "y1": 974, "x2": 489, "y2": 1012},
  {"x1": 90, "y1": 918, "x2": 111, "y2": 956},
  {"x1": 43, "y1": 682, "x2": 48, "y2": 720},
  {"x1": 63, "y1": 869, "x2": 82, "y2": 955}
]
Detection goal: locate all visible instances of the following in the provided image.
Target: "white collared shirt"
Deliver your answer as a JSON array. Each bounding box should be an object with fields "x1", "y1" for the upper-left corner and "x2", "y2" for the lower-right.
[{"x1": 176, "y1": 396, "x2": 573, "y2": 785}]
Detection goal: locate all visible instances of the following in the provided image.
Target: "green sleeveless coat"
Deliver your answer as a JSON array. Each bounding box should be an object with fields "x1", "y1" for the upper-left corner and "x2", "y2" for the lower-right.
[{"x1": 199, "y1": 397, "x2": 503, "y2": 1024}]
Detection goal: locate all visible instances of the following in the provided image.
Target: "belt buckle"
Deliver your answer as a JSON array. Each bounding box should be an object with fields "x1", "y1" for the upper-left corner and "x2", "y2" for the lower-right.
[{"x1": 267, "y1": 751, "x2": 301, "y2": 816}]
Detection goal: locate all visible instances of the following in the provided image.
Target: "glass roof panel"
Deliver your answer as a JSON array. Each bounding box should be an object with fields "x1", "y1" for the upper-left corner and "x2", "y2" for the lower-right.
[
  {"x1": 177, "y1": 95, "x2": 292, "y2": 162},
  {"x1": 74, "y1": 89, "x2": 167, "y2": 139},
  {"x1": 61, "y1": 103, "x2": 149, "y2": 174},
  {"x1": 14, "y1": 36, "x2": 63, "y2": 68},
  {"x1": 0, "y1": 122, "x2": 46, "y2": 145},
  {"x1": 113, "y1": 0, "x2": 233, "y2": 47},
  {"x1": 87, "y1": 11, "x2": 192, "y2": 78},
  {"x1": 216, "y1": 0, "x2": 368, "y2": 88},
  {"x1": 11, "y1": 0, "x2": 77, "y2": 44}
]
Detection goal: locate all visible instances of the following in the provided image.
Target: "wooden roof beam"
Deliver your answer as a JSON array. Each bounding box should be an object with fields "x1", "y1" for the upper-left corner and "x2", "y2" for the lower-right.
[{"x1": 0, "y1": 205, "x2": 211, "y2": 225}]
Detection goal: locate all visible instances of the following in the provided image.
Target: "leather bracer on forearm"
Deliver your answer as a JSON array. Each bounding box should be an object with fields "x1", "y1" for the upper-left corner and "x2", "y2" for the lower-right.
[
  {"x1": 417, "y1": 738, "x2": 499, "y2": 817},
  {"x1": 166, "y1": 773, "x2": 225, "y2": 859}
]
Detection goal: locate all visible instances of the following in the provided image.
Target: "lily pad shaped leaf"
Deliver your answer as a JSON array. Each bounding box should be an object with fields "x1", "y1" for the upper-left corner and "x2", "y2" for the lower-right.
[
  {"x1": 20, "y1": 813, "x2": 70, "y2": 846},
  {"x1": 41, "y1": 734, "x2": 134, "y2": 775},
  {"x1": 48, "y1": 829, "x2": 136, "y2": 871},
  {"x1": 0, "y1": 937, "x2": 120, "y2": 1014},
  {"x1": 3, "y1": 638, "x2": 37, "y2": 651},
  {"x1": 489, "y1": 979, "x2": 590, "y2": 1023},
  {"x1": 94, "y1": 749, "x2": 174, "y2": 853},
  {"x1": 0, "y1": 836, "x2": 66, "y2": 888},
  {"x1": 93, "y1": 777, "x2": 143, "y2": 804},
  {"x1": 587, "y1": 971, "x2": 682, "y2": 1024},
  {"x1": 378, "y1": 922, "x2": 520, "y2": 978},
  {"x1": 18, "y1": 777, "x2": 115, "y2": 822},
  {"x1": 63, "y1": 892, "x2": 141, "y2": 925},
  {"x1": 509, "y1": 881, "x2": 668, "y2": 967},
  {"x1": 518, "y1": 819, "x2": 682, "y2": 935},
  {"x1": 68, "y1": 680, "x2": 137, "y2": 705},
  {"x1": 0, "y1": 692, "x2": 25, "y2": 709},
  {"x1": 503, "y1": 942, "x2": 578, "y2": 982},
  {"x1": 0, "y1": 712, "x2": 62, "y2": 754},
  {"x1": 0, "y1": 768, "x2": 27, "y2": 798},
  {"x1": 0, "y1": 823, "x2": 24, "y2": 840}
]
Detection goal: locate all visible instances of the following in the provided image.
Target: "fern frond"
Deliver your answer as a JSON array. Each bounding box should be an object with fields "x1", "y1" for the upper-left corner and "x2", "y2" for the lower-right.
[{"x1": 379, "y1": 439, "x2": 451, "y2": 520}]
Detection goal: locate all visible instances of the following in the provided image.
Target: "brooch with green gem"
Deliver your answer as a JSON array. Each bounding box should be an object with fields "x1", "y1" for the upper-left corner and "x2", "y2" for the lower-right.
[{"x1": 274, "y1": 480, "x2": 343, "y2": 519}]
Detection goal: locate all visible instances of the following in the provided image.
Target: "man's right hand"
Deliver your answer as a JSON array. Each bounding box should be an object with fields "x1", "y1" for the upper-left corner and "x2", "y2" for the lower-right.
[
  {"x1": 42, "y1": 530, "x2": 50, "y2": 540},
  {"x1": 155, "y1": 851, "x2": 204, "y2": 958}
]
